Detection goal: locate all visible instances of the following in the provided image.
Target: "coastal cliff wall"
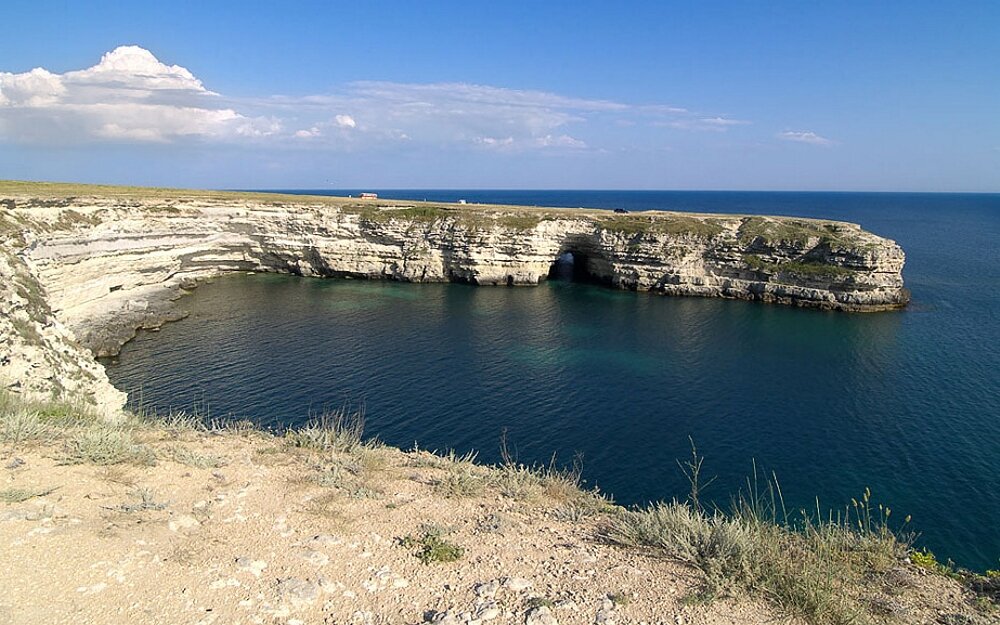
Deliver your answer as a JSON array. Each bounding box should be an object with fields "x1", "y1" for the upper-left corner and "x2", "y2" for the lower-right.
[{"x1": 0, "y1": 184, "x2": 909, "y2": 414}]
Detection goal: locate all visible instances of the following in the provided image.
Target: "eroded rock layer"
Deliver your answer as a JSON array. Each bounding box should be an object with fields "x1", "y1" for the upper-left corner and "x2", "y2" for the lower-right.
[{"x1": 0, "y1": 184, "x2": 909, "y2": 414}]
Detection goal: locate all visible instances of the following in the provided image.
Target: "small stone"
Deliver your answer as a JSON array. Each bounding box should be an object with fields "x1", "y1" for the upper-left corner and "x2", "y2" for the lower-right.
[
  {"x1": 477, "y1": 603, "x2": 500, "y2": 621},
  {"x1": 309, "y1": 533, "x2": 339, "y2": 546},
  {"x1": 300, "y1": 550, "x2": 329, "y2": 566},
  {"x1": 392, "y1": 578, "x2": 409, "y2": 588},
  {"x1": 168, "y1": 515, "x2": 200, "y2": 532},
  {"x1": 5, "y1": 457, "x2": 24, "y2": 469},
  {"x1": 235, "y1": 557, "x2": 267, "y2": 577},
  {"x1": 429, "y1": 611, "x2": 461, "y2": 625},
  {"x1": 504, "y1": 577, "x2": 532, "y2": 592},
  {"x1": 526, "y1": 606, "x2": 558, "y2": 625},
  {"x1": 475, "y1": 581, "x2": 500, "y2": 598},
  {"x1": 276, "y1": 578, "x2": 320, "y2": 607}
]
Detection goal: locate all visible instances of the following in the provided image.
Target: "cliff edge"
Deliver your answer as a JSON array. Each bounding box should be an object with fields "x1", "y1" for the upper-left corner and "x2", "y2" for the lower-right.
[{"x1": 1, "y1": 180, "x2": 908, "y2": 413}]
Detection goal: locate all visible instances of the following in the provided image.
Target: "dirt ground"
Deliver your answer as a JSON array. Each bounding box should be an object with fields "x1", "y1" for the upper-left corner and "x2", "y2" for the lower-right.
[{"x1": 0, "y1": 428, "x2": 988, "y2": 625}]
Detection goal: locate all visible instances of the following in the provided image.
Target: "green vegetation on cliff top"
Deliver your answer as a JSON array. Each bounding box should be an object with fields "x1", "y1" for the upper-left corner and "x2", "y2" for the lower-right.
[{"x1": 1, "y1": 180, "x2": 871, "y2": 245}]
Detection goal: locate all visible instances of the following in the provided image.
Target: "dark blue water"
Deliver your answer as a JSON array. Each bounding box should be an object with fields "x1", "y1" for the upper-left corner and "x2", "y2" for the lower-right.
[{"x1": 105, "y1": 191, "x2": 1000, "y2": 571}]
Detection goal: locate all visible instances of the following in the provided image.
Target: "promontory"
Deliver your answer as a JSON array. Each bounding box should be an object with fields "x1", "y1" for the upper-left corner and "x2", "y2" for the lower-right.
[{"x1": 1, "y1": 181, "x2": 908, "y2": 415}]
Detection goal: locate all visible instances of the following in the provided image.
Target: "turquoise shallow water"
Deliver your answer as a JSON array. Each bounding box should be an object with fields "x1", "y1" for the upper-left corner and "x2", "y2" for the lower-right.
[{"x1": 103, "y1": 191, "x2": 1000, "y2": 570}]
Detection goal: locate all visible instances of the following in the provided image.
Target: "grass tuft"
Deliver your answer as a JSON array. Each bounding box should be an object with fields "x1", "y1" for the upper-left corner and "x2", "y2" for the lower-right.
[
  {"x1": 0, "y1": 487, "x2": 55, "y2": 504},
  {"x1": 62, "y1": 427, "x2": 155, "y2": 466},
  {"x1": 606, "y1": 451, "x2": 913, "y2": 625},
  {"x1": 286, "y1": 407, "x2": 366, "y2": 453},
  {"x1": 168, "y1": 444, "x2": 226, "y2": 469}
]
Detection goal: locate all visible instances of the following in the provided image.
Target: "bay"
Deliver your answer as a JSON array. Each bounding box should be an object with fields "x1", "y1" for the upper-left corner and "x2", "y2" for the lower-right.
[{"x1": 103, "y1": 190, "x2": 1000, "y2": 570}]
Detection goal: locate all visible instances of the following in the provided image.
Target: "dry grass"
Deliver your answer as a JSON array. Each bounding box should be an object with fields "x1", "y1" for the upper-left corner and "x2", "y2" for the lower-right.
[
  {"x1": 606, "y1": 461, "x2": 913, "y2": 625},
  {"x1": 62, "y1": 427, "x2": 156, "y2": 466},
  {"x1": 167, "y1": 444, "x2": 226, "y2": 469},
  {"x1": 2, "y1": 389, "x2": 989, "y2": 622},
  {"x1": 285, "y1": 407, "x2": 366, "y2": 454},
  {"x1": 0, "y1": 486, "x2": 55, "y2": 504}
]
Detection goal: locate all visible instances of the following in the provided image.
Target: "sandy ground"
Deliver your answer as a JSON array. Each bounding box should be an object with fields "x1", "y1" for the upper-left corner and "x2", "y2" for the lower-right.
[{"x1": 0, "y1": 428, "x2": 988, "y2": 625}]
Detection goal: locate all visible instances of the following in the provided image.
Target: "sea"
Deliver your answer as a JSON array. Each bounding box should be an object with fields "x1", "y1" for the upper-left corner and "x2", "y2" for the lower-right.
[{"x1": 101, "y1": 190, "x2": 1000, "y2": 571}]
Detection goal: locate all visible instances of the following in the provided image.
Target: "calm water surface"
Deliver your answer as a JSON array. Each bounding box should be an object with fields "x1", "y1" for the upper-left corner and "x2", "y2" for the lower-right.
[{"x1": 104, "y1": 191, "x2": 1000, "y2": 570}]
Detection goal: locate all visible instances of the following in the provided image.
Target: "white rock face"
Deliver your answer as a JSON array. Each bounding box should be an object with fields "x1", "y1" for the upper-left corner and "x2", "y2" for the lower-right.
[{"x1": 0, "y1": 191, "x2": 909, "y2": 416}]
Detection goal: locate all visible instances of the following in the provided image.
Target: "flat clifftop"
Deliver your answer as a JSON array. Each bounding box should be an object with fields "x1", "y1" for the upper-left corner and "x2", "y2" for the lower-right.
[{"x1": 0, "y1": 179, "x2": 893, "y2": 237}]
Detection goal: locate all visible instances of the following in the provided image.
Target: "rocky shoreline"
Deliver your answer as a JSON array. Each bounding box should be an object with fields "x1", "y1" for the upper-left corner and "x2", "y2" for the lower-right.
[{"x1": 1, "y1": 181, "x2": 908, "y2": 414}]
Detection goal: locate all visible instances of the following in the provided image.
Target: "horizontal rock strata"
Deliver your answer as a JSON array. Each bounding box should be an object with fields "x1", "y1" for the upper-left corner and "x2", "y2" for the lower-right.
[{"x1": 0, "y1": 183, "x2": 909, "y2": 414}]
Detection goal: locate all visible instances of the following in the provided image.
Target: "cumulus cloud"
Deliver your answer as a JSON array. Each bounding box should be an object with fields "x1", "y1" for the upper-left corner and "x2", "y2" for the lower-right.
[
  {"x1": 778, "y1": 130, "x2": 835, "y2": 146},
  {"x1": 294, "y1": 127, "x2": 322, "y2": 139},
  {"x1": 334, "y1": 114, "x2": 356, "y2": 128},
  {"x1": 0, "y1": 45, "x2": 269, "y2": 143}
]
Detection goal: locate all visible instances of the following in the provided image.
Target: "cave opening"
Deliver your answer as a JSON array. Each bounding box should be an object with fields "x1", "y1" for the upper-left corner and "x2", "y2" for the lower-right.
[{"x1": 548, "y1": 250, "x2": 609, "y2": 285}]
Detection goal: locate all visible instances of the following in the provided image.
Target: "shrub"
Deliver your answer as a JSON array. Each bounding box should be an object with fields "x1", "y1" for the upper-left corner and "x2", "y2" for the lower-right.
[
  {"x1": 400, "y1": 526, "x2": 464, "y2": 564},
  {"x1": 286, "y1": 406, "x2": 366, "y2": 453},
  {"x1": 62, "y1": 427, "x2": 155, "y2": 466}
]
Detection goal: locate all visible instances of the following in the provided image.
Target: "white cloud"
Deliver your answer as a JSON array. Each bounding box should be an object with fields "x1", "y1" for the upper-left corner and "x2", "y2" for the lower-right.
[
  {"x1": 0, "y1": 45, "x2": 268, "y2": 144},
  {"x1": 64, "y1": 45, "x2": 210, "y2": 95},
  {"x1": 0, "y1": 68, "x2": 65, "y2": 106},
  {"x1": 658, "y1": 116, "x2": 750, "y2": 132},
  {"x1": 1, "y1": 44, "x2": 753, "y2": 152},
  {"x1": 535, "y1": 134, "x2": 587, "y2": 149},
  {"x1": 294, "y1": 127, "x2": 321, "y2": 138},
  {"x1": 476, "y1": 136, "x2": 515, "y2": 148},
  {"x1": 333, "y1": 114, "x2": 356, "y2": 128},
  {"x1": 778, "y1": 130, "x2": 834, "y2": 146}
]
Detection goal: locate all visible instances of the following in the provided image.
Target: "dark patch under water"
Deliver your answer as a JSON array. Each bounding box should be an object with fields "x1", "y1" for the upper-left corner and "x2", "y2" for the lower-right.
[{"x1": 104, "y1": 191, "x2": 1000, "y2": 571}]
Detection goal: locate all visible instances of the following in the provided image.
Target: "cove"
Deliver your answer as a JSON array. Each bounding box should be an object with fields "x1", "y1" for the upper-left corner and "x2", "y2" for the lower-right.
[{"x1": 104, "y1": 270, "x2": 1000, "y2": 571}]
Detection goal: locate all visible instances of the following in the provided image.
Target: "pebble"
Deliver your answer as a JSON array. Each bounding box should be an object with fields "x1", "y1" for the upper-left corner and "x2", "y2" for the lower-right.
[
  {"x1": 5, "y1": 457, "x2": 24, "y2": 469},
  {"x1": 209, "y1": 578, "x2": 241, "y2": 589},
  {"x1": 428, "y1": 611, "x2": 461, "y2": 625},
  {"x1": 475, "y1": 581, "x2": 500, "y2": 598},
  {"x1": 76, "y1": 582, "x2": 108, "y2": 595},
  {"x1": 526, "y1": 606, "x2": 558, "y2": 625},
  {"x1": 504, "y1": 577, "x2": 532, "y2": 592},
  {"x1": 299, "y1": 550, "x2": 329, "y2": 566},
  {"x1": 235, "y1": 557, "x2": 267, "y2": 577},
  {"x1": 476, "y1": 602, "x2": 500, "y2": 621},
  {"x1": 167, "y1": 515, "x2": 200, "y2": 532},
  {"x1": 594, "y1": 597, "x2": 617, "y2": 625},
  {"x1": 309, "y1": 533, "x2": 340, "y2": 546},
  {"x1": 276, "y1": 577, "x2": 320, "y2": 607}
]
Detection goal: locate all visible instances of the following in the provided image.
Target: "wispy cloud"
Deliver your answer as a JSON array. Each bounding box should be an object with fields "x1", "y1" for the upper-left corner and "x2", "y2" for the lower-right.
[
  {"x1": 658, "y1": 116, "x2": 751, "y2": 132},
  {"x1": 778, "y1": 130, "x2": 835, "y2": 146},
  {"x1": 1, "y1": 45, "x2": 753, "y2": 152}
]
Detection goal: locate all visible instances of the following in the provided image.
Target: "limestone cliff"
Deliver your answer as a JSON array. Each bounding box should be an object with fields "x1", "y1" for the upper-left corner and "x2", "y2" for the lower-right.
[{"x1": 0, "y1": 182, "x2": 909, "y2": 414}]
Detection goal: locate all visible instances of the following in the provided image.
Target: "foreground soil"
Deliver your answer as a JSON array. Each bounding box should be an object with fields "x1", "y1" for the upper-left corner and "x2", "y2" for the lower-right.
[{"x1": 0, "y1": 428, "x2": 987, "y2": 625}]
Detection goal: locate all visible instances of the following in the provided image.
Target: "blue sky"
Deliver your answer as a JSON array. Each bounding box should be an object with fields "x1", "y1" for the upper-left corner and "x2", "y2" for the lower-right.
[{"x1": 1, "y1": 1, "x2": 998, "y2": 191}]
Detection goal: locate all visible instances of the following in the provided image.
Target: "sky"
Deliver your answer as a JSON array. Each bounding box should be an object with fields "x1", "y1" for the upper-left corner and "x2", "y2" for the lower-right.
[{"x1": 1, "y1": 1, "x2": 998, "y2": 191}]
